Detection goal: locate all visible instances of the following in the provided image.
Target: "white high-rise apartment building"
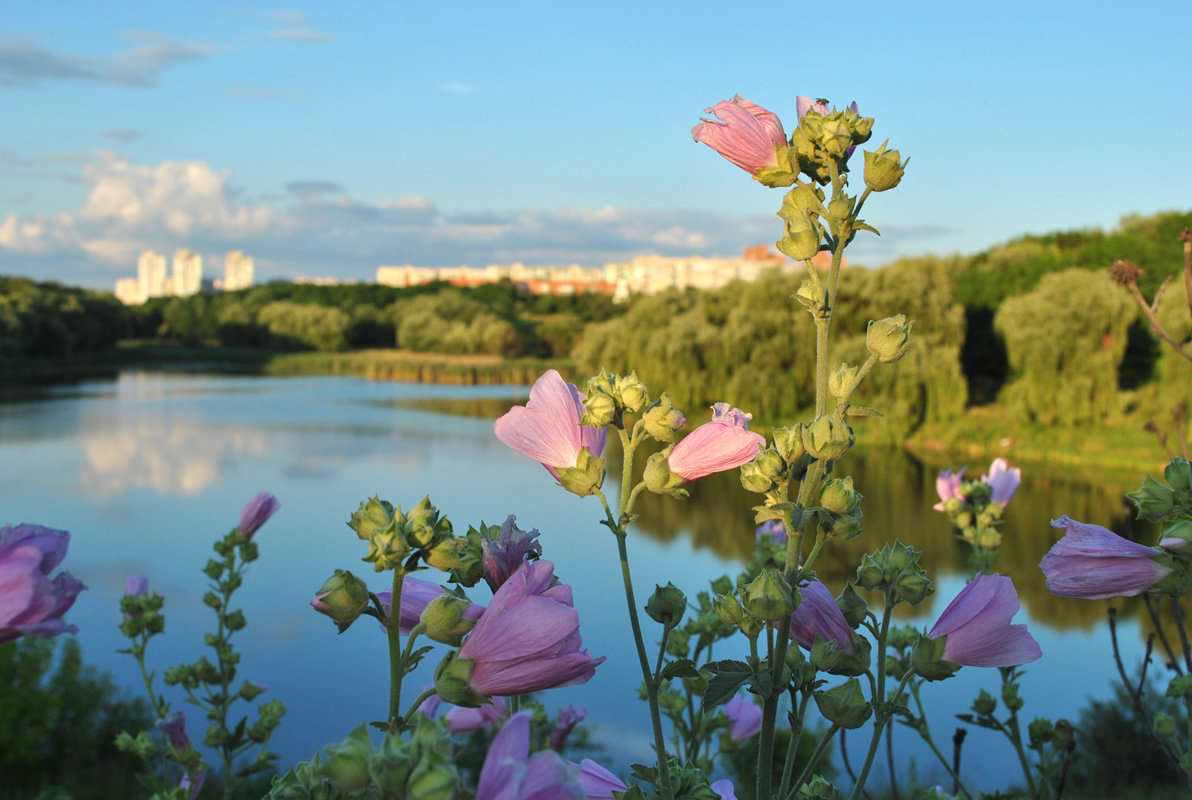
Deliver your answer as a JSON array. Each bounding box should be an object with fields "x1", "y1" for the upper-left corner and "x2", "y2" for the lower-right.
[
  {"x1": 172, "y1": 249, "x2": 203, "y2": 296},
  {"x1": 137, "y1": 250, "x2": 168, "y2": 300},
  {"x1": 224, "y1": 250, "x2": 254, "y2": 290}
]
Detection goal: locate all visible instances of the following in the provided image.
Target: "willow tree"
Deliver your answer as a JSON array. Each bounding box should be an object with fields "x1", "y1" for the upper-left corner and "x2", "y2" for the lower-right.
[{"x1": 995, "y1": 267, "x2": 1137, "y2": 424}]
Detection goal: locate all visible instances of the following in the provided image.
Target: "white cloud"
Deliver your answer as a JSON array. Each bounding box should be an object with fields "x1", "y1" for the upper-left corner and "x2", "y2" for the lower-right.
[{"x1": 265, "y1": 11, "x2": 336, "y2": 44}]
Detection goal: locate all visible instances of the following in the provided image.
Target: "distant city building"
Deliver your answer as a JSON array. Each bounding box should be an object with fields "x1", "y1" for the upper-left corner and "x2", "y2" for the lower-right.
[
  {"x1": 376, "y1": 262, "x2": 616, "y2": 295},
  {"x1": 292, "y1": 276, "x2": 360, "y2": 286},
  {"x1": 114, "y1": 277, "x2": 142, "y2": 305},
  {"x1": 137, "y1": 250, "x2": 168, "y2": 301},
  {"x1": 223, "y1": 250, "x2": 255, "y2": 291},
  {"x1": 171, "y1": 249, "x2": 203, "y2": 296}
]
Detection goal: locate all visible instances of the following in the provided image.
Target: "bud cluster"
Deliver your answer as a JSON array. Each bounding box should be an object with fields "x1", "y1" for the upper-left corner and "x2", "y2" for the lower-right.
[
  {"x1": 788, "y1": 104, "x2": 873, "y2": 185},
  {"x1": 350, "y1": 496, "x2": 464, "y2": 575},
  {"x1": 856, "y1": 542, "x2": 933, "y2": 606}
]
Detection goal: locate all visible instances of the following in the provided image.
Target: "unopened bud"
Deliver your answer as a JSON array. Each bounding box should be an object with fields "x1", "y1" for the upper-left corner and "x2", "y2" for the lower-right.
[
  {"x1": 642, "y1": 394, "x2": 687, "y2": 443},
  {"x1": 829, "y1": 363, "x2": 861, "y2": 400},
  {"x1": 772, "y1": 425, "x2": 807, "y2": 464},
  {"x1": 421, "y1": 593, "x2": 478, "y2": 646},
  {"x1": 819, "y1": 477, "x2": 862, "y2": 516},
  {"x1": 582, "y1": 391, "x2": 617, "y2": 428},
  {"x1": 813, "y1": 678, "x2": 872, "y2": 729},
  {"x1": 742, "y1": 569, "x2": 795, "y2": 622},
  {"x1": 777, "y1": 212, "x2": 822, "y2": 262},
  {"x1": 645, "y1": 583, "x2": 688, "y2": 629},
  {"x1": 643, "y1": 451, "x2": 687, "y2": 497},
  {"x1": 802, "y1": 415, "x2": 854, "y2": 461},
  {"x1": 619, "y1": 372, "x2": 650, "y2": 413},
  {"x1": 713, "y1": 592, "x2": 744, "y2": 626},
  {"x1": 863, "y1": 140, "x2": 908, "y2": 192},
  {"x1": 556, "y1": 448, "x2": 605, "y2": 497},
  {"x1": 311, "y1": 570, "x2": 371, "y2": 633},
  {"x1": 866, "y1": 315, "x2": 913, "y2": 363}
]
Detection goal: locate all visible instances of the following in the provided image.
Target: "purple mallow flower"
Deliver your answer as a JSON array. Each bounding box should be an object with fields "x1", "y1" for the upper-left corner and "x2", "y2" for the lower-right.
[
  {"x1": 476, "y1": 712, "x2": 584, "y2": 800},
  {"x1": 482, "y1": 515, "x2": 543, "y2": 593},
  {"x1": 459, "y1": 560, "x2": 604, "y2": 697},
  {"x1": 927, "y1": 574, "x2": 1041, "y2": 668},
  {"x1": 667, "y1": 403, "x2": 765, "y2": 482},
  {"x1": 181, "y1": 770, "x2": 206, "y2": 800},
  {"x1": 790, "y1": 579, "x2": 854, "y2": 654},
  {"x1": 981, "y1": 458, "x2": 1021, "y2": 507},
  {"x1": 124, "y1": 574, "x2": 149, "y2": 597},
  {"x1": 0, "y1": 523, "x2": 84, "y2": 644},
  {"x1": 156, "y1": 710, "x2": 193, "y2": 752},
  {"x1": 238, "y1": 492, "x2": 279, "y2": 537},
  {"x1": 723, "y1": 694, "x2": 762, "y2": 741},
  {"x1": 549, "y1": 705, "x2": 585, "y2": 750},
  {"x1": 755, "y1": 520, "x2": 787, "y2": 545},
  {"x1": 933, "y1": 467, "x2": 966, "y2": 512},
  {"x1": 494, "y1": 370, "x2": 606, "y2": 480},
  {"x1": 713, "y1": 779, "x2": 738, "y2": 800},
  {"x1": 377, "y1": 576, "x2": 485, "y2": 635},
  {"x1": 1040, "y1": 516, "x2": 1173, "y2": 599},
  {"x1": 445, "y1": 697, "x2": 507, "y2": 733},
  {"x1": 692, "y1": 95, "x2": 786, "y2": 175},
  {"x1": 572, "y1": 759, "x2": 628, "y2": 799}
]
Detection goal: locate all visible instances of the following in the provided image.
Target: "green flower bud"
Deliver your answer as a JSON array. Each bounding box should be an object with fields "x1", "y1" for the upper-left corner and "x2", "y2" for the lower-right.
[
  {"x1": 742, "y1": 569, "x2": 795, "y2": 622},
  {"x1": 1128, "y1": 475, "x2": 1176, "y2": 521},
  {"x1": 794, "y1": 280, "x2": 822, "y2": 311},
  {"x1": 1155, "y1": 712, "x2": 1177, "y2": 737},
  {"x1": 364, "y1": 530, "x2": 411, "y2": 573},
  {"x1": 827, "y1": 193, "x2": 855, "y2": 220},
  {"x1": 367, "y1": 733, "x2": 413, "y2": 795},
  {"x1": 1028, "y1": 718, "x2": 1054, "y2": 747},
  {"x1": 587, "y1": 369, "x2": 618, "y2": 398},
  {"x1": 829, "y1": 513, "x2": 864, "y2": 542},
  {"x1": 582, "y1": 390, "x2": 617, "y2": 428},
  {"x1": 819, "y1": 477, "x2": 862, "y2": 516},
  {"x1": 555, "y1": 447, "x2": 605, "y2": 497},
  {"x1": 619, "y1": 371, "x2": 650, "y2": 414},
  {"x1": 643, "y1": 451, "x2": 687, "y2": 498},
  {"x1": 829, "y1": 363, "x2": 861, "y2": 400},
  {"x1": 424, "y1": 537, "x2": 466, "y2": 572},
  {"x1": 772, "y1": 425, "x2": 807, "y2": 464},
  {"x1": 836, "y1": 584, "x2": 868, "y2": 629},
  {"x1": 863, "y1": 140, "x2": 908, "y2": 192},
  {"x1": 421, "y1": 593, "x2": 479, "y2": 646},
  {"x1": 324, "y1": 725, "x2": 374, "y2": 792},
  {"x1": 402, "y1": 497, "x2": 452, "y2": 550},
  {"x1": 349, "y1": 496, "x2": 396, "y2": 541},
  {"x1": 739, "y1": 459, "x2": 775, "y2": 494},
  {"x1": 777, "y1": 212, "x2": 823, "y2": 262},
  {"x1": 802, "y1": 416, "x2": 854, "y2": 461},
  {"x1": 910, "y1": 633, "x2": 960, "y2": 682},
  {"x1": 972, "y1": 690, "x2": 998, "y2": 716},
  {"x1": 848, "y1": 112, "x2": 875, "y2": 144},
  {"x1": 865, "y1": 315, "x2": 913, "y2": 363},
  {"x1": 407, "y1": 761, "x2": 458, "y2": 800},
  {"x1": 1166, "y1": 457, "x2": 1192, "y2": 505},
  {"x1": 816, "y1": 118, "x2": 852, "y2": 158},
  {"x1": 1166, "y1": 674, "x2": 1192, "y2": 700},
  {"x1": 433, "y1": 651, "x2": 486, "y2": 707},
  {"x1": 855, "y1": 553, "x2": 885, "y2": 592},
  {"x1": 779, "y1": 182, "x2": 829, "y2": 220},
  {"x1": 311, "y1": 569, "x2": 371, "y2": 633},
  {"x1": 894, "y1": 569, "x2": 933, "y2": 606},
  {"x1": 642, "y1": 394, "x2": 687, "y2": 443},
  {"x1": 813, "y1": 678, "x2": 872, "y2": 729},
  {"x1": 810, "y1": 635, "x2": 871, "y2": 677},
  {"x1": 645, "y1": 583, "x2": 688, "y2": 629},
  {"x1": 713, "y1": 592, "x2": 744, "y2": 626}
]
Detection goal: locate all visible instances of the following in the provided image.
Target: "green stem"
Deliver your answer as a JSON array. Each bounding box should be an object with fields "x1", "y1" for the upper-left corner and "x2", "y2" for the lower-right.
[
  {"x1": 846, "y1": 606, "x2": 894, "y2": 800},
  {"x1": 1004, "y1": 710, "x2": 1039, "y2": 797},
  {"x1": 387, "y1": 569, "x2": 406, "y2": 732},
  {"x1": 778, "y1": 692, "x2": 811, "y2": 798},
  {"x1": 788, "y1": 723, "x2": 839, "y2": 800},
  {"x1": 909, "y1": 682, "x2": 974, "y2": 800}
]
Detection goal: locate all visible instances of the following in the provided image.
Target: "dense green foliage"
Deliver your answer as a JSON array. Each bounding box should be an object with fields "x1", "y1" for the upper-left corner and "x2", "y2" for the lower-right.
[
  {"x1": 994, "y1": 268, "x2": 1137, "y2": 425},
  {"x1": 0, "y1": 277, "x2": 130, "y2": 358},
  {"x1": 0, "y1": 637, "x2": 152, "y2": 800}
]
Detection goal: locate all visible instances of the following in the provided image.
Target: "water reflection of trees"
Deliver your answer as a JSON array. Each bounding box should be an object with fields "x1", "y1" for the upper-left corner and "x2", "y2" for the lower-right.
[{"x1": 626, "y1": 443, "x2": 1161, "y2": 637}]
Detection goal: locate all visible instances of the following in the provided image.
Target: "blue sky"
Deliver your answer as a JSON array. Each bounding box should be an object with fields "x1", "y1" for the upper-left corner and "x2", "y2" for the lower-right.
[{"x1": 2, "y1": 0, "x2": 1190, "y2": 288}]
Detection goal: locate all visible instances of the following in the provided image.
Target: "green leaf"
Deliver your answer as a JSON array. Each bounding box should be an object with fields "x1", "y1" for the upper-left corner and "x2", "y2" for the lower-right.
[
  {"x1": 701, "y1": 659, "x2": 753, "y2": 707},
  {"x1": 660, "y1": 659, "x2": 699, "y2": 681}
]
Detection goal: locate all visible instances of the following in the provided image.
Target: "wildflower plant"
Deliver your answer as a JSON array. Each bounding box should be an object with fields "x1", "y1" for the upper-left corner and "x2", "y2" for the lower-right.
[{"x1": 116, "y1": 492, "x2": 285, "y2": 800}]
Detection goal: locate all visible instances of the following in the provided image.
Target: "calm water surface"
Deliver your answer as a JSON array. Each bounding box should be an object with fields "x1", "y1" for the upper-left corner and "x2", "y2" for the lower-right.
[{"x1": 0, "y1": 372, "x2": 1162, "y2": 791}]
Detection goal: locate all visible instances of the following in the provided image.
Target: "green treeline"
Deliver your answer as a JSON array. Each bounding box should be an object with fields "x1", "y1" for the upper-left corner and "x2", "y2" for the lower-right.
[{"x1": 2, "y1": 210, "x2": 1190, "y2": 444}]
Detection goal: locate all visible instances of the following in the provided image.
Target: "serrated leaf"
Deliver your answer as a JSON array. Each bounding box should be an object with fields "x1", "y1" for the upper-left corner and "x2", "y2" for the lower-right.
[
  {"x1": 853, "y1": 220, "x2": 880, "y2": 236},
  {"x1": 702, "y1": 659, "x2": 754, "y2": 707},
  {"x1": 661, "y1": 659, "x2": 700, "y2": 681}
]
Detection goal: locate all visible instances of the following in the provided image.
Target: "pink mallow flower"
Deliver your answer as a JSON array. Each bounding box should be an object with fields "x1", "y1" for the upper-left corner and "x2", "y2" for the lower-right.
[
  {"x1": 790, "y1": 579, "x2": 854, "y2": 654},
  {"x1": 377, "y1": 576, "x2": 485, "y2": 635},
  {"x1": 667, "y1": 403, "x2": 765, "y2": 482},
  {"x1": 723, "y1": 694, "x2": 762, "y2": 741},
  {"x1": 445, "y1": 697, "x2": 508, "y2": 733},
  {"x1": 476, "y1": 712, "x2": 584, "y2": 800},
  {"x1": 933, "y1": 467, "x2": 966, "y2": 512},
  {"x1": 0, "y1": 523, "x2": 84, "y2": 644},
  {"x1": 495, "y1": 370, "x2": 606, "y2": 480},
  {"x1": 482, "y1": 515, "x2": 542, "y2": 593},
  {"x1": 459, "y1": 560, "x2": 604, "y2": 696},
  {"x1": 1041, "y1": 516, "x2": 1173, "y2": 599},
  {"x1": 572, "y1": 759, "x2": 627, "y2": 799},
  {"x1": 549, "y1": 705, "x2": 585, "y2": 750},
  {"x1": 796, "y1": 96, "x2": 830, "y2": 118},
  {"x1": 981, "y1": 458, "x2": 1021, "y2": 507},
  {"x1": 238, "y1": 492, "x2": 280, "y2": 538},
  {"x1": 927, "y1": 574, "x2": 1041, "y2": 668},
  {"x1": 692, "y1": 95, "x2": 786, "y2": 175}
]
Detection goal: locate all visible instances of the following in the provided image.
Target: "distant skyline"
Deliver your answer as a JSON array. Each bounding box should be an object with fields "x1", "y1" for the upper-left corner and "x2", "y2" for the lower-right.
[{"x1": 2, "y1": 1, "x2": 1190, "y2": 289}]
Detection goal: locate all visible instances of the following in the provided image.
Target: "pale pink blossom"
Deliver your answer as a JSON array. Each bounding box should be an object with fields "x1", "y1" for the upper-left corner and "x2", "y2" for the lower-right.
[
  {"x1": 1041, "y1": 516, "x2": 1173, "y2": 599},
  {"x1": 796, "y1": 96, "x2": 830, "y2": 118},
  {"x1": 927, "y1": 574, "x2": 1041, "y2": 667},
  {"x1": 494, "y1": 370, "x2": 606, "y2": 480},
  {"x1": 981, "y1": 458, "x2": 1021, "y2": 507},
  {"x1": 723, "y1": 694, "x2": 762, "y2": 740},
  {"x1": 692, "y1": 96, "x2": 786, "y2": 174},
  {"x1": 667, "y1": 403, "x2": 765, "y2": 482},
  {"x1": 933, "y1": 467, "x2": 966, "y2": 511}
]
